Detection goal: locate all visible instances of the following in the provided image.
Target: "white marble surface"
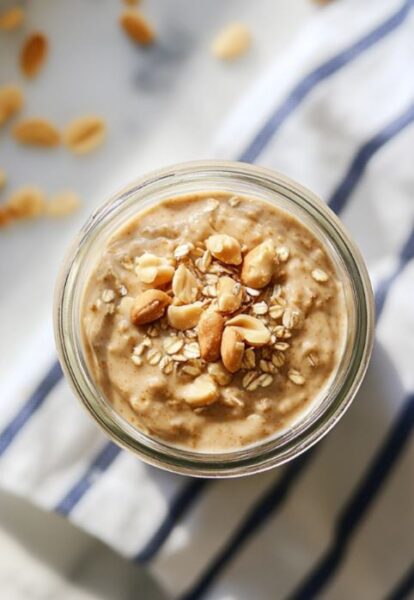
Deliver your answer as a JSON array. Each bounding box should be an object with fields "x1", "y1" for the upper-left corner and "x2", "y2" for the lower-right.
[{"x1": 0, "y1": 0, "x2": 316, "y2": 597}]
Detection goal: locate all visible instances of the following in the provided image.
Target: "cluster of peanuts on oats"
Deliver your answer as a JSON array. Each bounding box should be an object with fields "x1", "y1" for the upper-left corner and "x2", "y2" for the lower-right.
[{"x1": 101, "y1": 196, "x2": 330, "y2": 408}]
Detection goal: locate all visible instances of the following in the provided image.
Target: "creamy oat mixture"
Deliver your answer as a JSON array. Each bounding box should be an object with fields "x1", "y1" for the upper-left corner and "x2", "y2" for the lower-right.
[{"x1": 81, "y1": 192, "x2": 346, "y2": 451}]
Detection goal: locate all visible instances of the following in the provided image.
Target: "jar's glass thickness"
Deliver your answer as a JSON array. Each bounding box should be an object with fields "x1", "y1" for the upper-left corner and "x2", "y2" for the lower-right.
[{"x1": 54, "y1": 161, "x2": 374, "y2": 477}]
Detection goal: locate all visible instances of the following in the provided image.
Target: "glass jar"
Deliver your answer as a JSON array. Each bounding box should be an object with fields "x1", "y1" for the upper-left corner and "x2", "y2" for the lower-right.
[{"x1": 54, "y1": 161, "x2": 374, "y2": 477}]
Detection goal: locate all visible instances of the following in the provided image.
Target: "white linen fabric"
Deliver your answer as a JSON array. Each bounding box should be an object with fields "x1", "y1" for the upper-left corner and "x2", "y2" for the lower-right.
[{"x1": 1, "y1": 0, "x2": 414, "y2": 598}]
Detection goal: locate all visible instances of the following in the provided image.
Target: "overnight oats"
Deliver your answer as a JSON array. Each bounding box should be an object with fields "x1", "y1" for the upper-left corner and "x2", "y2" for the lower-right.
[
  {"x1": 55, "y1": 162, "x2": 374, "y2": 475},
  {"x1": 82, "y1": 193, "x2": 345, "y2": 450}
]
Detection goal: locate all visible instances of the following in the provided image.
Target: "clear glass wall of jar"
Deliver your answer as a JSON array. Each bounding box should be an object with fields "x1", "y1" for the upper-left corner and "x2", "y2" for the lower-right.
[{"x1": 54, "y1": 161, "x2": 374, "y2": 477}]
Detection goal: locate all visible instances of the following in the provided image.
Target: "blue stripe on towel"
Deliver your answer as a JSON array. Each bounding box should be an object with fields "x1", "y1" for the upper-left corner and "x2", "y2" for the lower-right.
[
  {"x1": 181, "y1": 451, "x2": 316, "y2": 600},
  {"x1": 182, "y1": 395, "x2": 414, "y2": 600},
  {"x1": 0, "y1": 361, "x2": 62, "y2": 456},
  {"x1": 239, "y1": 0, "x2": 414, "y2": 164},
  {"x1": 386, "y1": 563, "x2": 414, "y2": 600},
  {"x1": 376, "y1": 225, "x2": 414, "y2": 318},
  {"x1": 329, "y1": 104, "x2": 414, "y2": 214},
  {"x1": 135, "y1": 478, "x2": 209, "y2": 563},
  {"x1": 288, "y1": 395, "x2": 414, "y2": 600},
  {"x1": 56, "y1": 441, "x2": 121, "y2": 516}
]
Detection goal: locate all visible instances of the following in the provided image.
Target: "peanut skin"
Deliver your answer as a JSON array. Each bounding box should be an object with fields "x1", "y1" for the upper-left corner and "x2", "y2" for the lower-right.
[
  {"x1": 221, "y1": 327, "x2": 245, "y2": 373},
  {"x1": 130, "y1": 289, "x2": 171, "y2": 325},
  {"x1": 241, "y1": 240, "x2": 276, "y2": 289}
]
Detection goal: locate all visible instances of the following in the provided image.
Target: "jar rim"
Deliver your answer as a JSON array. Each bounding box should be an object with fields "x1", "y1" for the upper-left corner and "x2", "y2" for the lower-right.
[{"x1": 54, "y1": 160, "x2": 375, "y2": 477}]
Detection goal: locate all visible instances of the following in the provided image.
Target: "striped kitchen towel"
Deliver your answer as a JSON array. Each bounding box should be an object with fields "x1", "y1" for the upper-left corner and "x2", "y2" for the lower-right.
[{"x1": 1, "y1": 0, "x2": 414, "y2": 598}]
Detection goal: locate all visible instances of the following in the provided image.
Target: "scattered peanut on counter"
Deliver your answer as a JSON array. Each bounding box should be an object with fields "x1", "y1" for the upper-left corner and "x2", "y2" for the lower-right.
[
  {"x1": 63, "y1": 115, "x2": 107, "y2": 154},
  {"x1": 211, "y1": 23, "x2": 252, "y2": 60},
  {"x1": 0, "y1": 6, "x2": 25, "y2": 31},
  {"x1": 119, "y1": 8, "x2": 156, "y2": 46},
  {"x1": 20, "y1": 32, "x2": 48, "y2": 78},
  {"x1": 0, "y1": 84, "x2": 24, "y2": 126},
  {"x1": 13, "y1": 118, "x2": 61, "y2": 147}
]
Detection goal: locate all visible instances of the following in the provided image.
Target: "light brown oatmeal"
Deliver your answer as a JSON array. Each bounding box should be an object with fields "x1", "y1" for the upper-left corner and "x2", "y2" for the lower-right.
[
  {"x1": 120, "y1": 9, "x2": 156, "y2": 46},
  {"x1": 0, "y1": 84, "x2": 24, "y2": 126},
  {"x1": 0, "y1": 7, "x2": 25, "y2": 31},
  {"x1": 20, "y1": 32, "x2": 48, "y2": 78},
  {"x1": 63, "y1": 116, "x2": 106, "y2": 154},
  {"x1": 82, "y1": 192, "x2": 346, "y2": 451},
  {"x1": 13, "y1": 118, "x2": 60, "y2": 147}
]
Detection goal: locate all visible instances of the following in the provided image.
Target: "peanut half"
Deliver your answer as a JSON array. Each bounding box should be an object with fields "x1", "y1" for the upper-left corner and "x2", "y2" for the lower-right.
[
  {"x1": 120, "y1": 9, "x2": 156, "y2": 46},
  {"x1": 217, "y1": 276, "x2": 243, "y2": 313},
  {"x1": 135, "y1": 252, "x2": 175, "y2": 288},
  {"x1": 130, "y1": 289, "x2": 171, "y2": 325},
  {"x1": 63, "y1": 115, "x2": 106, "y2": 154},
  {"x1": 206, "y1": 234, "x2": 242, "y2": 265},
  {"x1": 5, "y1": 186, "x2": 46, "y2": 219},
  {"x1": 211, "y1": 23, "x2": 251, "y2": 61},
  {"x1": 20, "y1": 32, "x2": 48, "y2": 78},
  {"x1": 221, "y1": 327, "x2": 245, "y2": 373},
  {"x1": 241, "y1": 240, "x2": 276, "y2": 289},
  {"x1": 0, "y1": 169, "x2": 6, "y2": 190},
  {"x1": 180, "y1": 374, "x2": 219, "y2": 407},
  {"x1": 198, "y1": 310, "x2": 225, "y2": 362},
  {"x1": 45, "y1": 191, "x2": 80, "y2": 217},
  {"x1": 0, "y1": 207, "x2": 13, "y2": 227},
  {"x1": 13, "y1": 118, "x2": 60, "y2": 147},
  {"x1": 172, "y1": 263, "x2": 199, "y2": 304},
  {"x1": 226, "y1": 314, "x2": 271, "y2": 346},
  {"x1": 167, "y1": 302, "x2": 203, "y2": 330},
  {"x1": 0, "y1": 84, "x2": 24, "y2": 126},
  {"x1": 0, "y1": 7, "x2": 25, "y2": 31}
]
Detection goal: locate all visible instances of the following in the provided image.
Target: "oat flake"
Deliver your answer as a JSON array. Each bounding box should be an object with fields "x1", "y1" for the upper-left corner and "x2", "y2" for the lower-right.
[
  {"x1": 102, "y1": 289, "x2": 115, "y2": 303},
  {"x1": 311, "y1": 268, "x2": 329, "y2": 282}
]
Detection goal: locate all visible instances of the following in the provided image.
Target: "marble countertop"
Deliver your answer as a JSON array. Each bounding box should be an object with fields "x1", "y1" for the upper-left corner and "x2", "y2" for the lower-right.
[{"x1": 0, "y1": 0, "x2": 316, "y2": 597}]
